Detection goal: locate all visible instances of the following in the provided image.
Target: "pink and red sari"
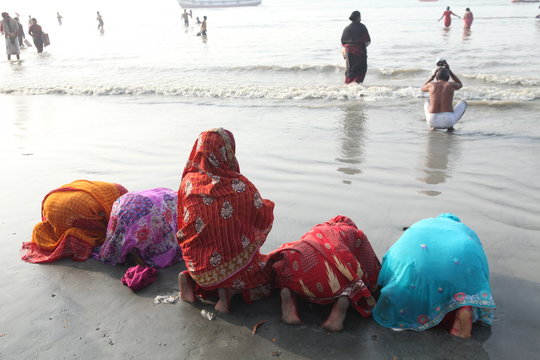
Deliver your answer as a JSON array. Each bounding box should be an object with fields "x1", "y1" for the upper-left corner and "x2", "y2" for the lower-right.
[
  {"x1": 177, "y1": 129, "x2": 275, "y2": 302},
  {"x1": 270, "y1": 216, "x2": 381, "y2": 317}
]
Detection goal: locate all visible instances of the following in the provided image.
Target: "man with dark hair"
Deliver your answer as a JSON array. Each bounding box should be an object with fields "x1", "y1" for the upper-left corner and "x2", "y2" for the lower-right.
[{"x1": 421, "y1": 61, "x2": 466, "y2": 130}]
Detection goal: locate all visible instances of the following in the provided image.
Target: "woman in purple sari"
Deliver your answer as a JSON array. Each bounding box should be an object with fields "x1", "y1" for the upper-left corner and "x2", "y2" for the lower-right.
[
  {"x1": 97, "y1": 188, "x2": 182, "y2": 268},
  {"x1": 341, "y1": 10, "x2": 371, "y2": 84}
]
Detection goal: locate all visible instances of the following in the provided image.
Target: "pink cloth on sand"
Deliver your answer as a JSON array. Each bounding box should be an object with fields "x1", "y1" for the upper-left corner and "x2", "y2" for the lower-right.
[{"x1": 121, "y1": 265, "x2": 158, "y2": 291}]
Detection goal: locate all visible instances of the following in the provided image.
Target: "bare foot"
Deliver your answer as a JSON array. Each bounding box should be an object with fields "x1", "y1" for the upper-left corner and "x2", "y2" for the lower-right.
[
  {"x1": 178, "y1": 271, "x2": 196, "y2": 303},
  {"x1": 321, "y1": 296, "x2": 350, "y2": 332},
  {"x1": 450, "y1": 306, "x2": 473, "y2": 338},
  {"x1": 215, "y1": 288, "x2": 239, "y2": 314},
  {"x1": 280, "y1": 288, "x2": 302, "y2": 325}
]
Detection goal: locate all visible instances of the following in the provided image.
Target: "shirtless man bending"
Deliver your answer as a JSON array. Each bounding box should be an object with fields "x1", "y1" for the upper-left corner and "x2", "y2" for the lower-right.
[{"x1": 421, "y1": 61, "x2": 466, "y2": 131}]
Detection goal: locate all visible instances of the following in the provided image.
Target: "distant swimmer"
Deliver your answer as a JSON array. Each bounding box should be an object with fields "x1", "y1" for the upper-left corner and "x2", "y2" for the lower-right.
[
  {"x1": 182, "y1": 9, "x2": 190, "y2": 26},
  {"x1": 1, "y1": 12, "x2": 21, "y2": 61},
  {"x1": 463, "y1": 8, "x2": 473, "y2": 28},
  {"x1": 438, "y1": 6, "x2": 460, "y2": 28},
  {"x1": 341, "y1": 10, "x2": 371, "y2": 84},
  {"x1": 421, "y1": 60, "x2": 466, "y2": 131},
  {"x1": 57, "y1": 12, "x2": 63, "y2": 26},
  {"x1": 196, "y1": 17, "x2": 201, "y2": 25},
  {"x1": 537, "y1": 6, "x2": 540, "y2": 19},
  {"x1": 96, "y1": 11, "x2": 104, "y2": 30}
]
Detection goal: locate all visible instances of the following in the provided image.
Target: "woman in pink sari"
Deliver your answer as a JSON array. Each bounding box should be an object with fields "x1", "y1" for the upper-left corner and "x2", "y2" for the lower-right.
[
  {"x1": 438, "y1": 7, "x2": 460, "y2": 28},
  {"x1": 463, "y1": 8, "x2": 474, "y2": 29}
]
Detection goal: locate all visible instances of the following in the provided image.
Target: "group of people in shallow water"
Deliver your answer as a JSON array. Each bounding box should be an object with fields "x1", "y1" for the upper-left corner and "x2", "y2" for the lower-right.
[
  {"x1": 341, "y1": 10, "x2": 467, "y2": 131},
  {"x1": 21, "y1": 128, "x2": 496, "y2": 338},
  {"x1": 0, "y1": 10, "x2": 106, "y2": 61},
  {"x1": 181, "y1": 9, "x2": 208, "y2": 37},
  {"x1": 1, "y1": 12, "x2": 48, "y2": 60}
]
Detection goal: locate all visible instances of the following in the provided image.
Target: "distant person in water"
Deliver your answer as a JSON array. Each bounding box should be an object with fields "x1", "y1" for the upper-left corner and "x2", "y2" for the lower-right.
[
  {"x1": 373, "y1": 214, "x2": 495, "y2": 338},
  {"x1": 198, "y1": 16, "x2": 207, "y2": 36},
  {"x1": 536, "y1": 6, "x2": 540, "y2": 19},
  {"x1": 14, "y1": 17, "x2": 25, "y2": 48},
  {"x1": 96, "y1": 11, "x2": 104, "y2": 30},
  {"x1": 463, "y1": 8, "x2": 473, "y2": 28},
  {"x1": 57, "y1": 12, "x2": 63, "y2": 26},
  {"x1": 28, "y1": 18, "x2": 44, "y2": 53},
  {"x1": 341, "y1": 10, "x2": 371, "y2": 84},
  {"x1": 1, "y1": 12, "x2": 21, "y2": 60},
  {"x1": 182, "y1": 9, "x2": 190, "y2": 26},
  {"x1": 438, "y1": 6, "x2": 460, "y2": 28},
  {"x1": 422, "y1": 60, "x2": 466, "y2": 130},
  {"x1": 196, "y1": 17, "x2": 201, "y2": 25},
  {"x1": 28, "y1": 15, "x2": 32, "y2": 27}
]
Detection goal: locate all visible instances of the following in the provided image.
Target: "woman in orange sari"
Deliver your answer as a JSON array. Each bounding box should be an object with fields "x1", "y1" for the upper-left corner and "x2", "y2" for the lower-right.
[
  {"x1": 21, "y1": 180, "x2": 127, "y2": 263},
  {"x1": 177, "y1": 129, "x2": 275, "y2": 313}
]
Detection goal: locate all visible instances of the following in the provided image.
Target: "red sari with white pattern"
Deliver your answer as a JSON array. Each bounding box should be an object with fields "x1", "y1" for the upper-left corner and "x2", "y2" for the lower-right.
[
  {"x1": 270, "y1": 216, "x2": 381, "y2": 317},
  {"x1": 177, "y1": 129, "x2": 274, "y2": 302}
]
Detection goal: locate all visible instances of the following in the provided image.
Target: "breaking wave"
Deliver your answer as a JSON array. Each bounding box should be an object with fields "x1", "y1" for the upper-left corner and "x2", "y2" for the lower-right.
[{"x1": 1, "y1": 84, "x2": 538, "y2": 103}]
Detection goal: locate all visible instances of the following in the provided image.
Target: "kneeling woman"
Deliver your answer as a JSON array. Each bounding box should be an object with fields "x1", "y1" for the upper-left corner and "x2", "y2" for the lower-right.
[
  {"x1": 96, "y1": 188, "x2": 182, "y2": 268},
  {"x1": 177, "y1": 129, "x2": 275, "y2": 313},
  {"x1": 22, "y1": 180, "x2": 127, "y2": 263},
  {"x1": 270, "y1": 216, "x2": 381, "y2": 331},
  {"x1": 372, "y1": 214, "x2": 496, "y2": 338}
]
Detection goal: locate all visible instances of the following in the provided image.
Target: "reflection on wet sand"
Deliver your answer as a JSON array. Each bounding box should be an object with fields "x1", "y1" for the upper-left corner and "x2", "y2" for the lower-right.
[
  {"x1": 336, "y1": 104, "x2": 366, "y2": 183},
  {"x1": 417, "y1": 130, "x2": 460, "y2": 196}
]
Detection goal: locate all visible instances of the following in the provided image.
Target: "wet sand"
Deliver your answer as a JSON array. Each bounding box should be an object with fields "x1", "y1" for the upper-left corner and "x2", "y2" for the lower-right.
[{"x1": 1, "y1": 95, "x2": 539, "y2": 359}]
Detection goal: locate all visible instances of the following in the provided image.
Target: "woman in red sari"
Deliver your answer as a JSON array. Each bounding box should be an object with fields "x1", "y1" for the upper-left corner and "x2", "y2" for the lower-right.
[
  {"x1": 177, "y1": 128, "x2": 275, "y2": 313},
  {"x1": 270, "y1": 216, "x2": 381, "y2": 331}
]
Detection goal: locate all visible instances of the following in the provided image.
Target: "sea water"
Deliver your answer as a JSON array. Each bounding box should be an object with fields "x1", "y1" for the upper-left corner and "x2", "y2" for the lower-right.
[{"x1": 1, "y1": 0, "x2": 539, "y2": 104}]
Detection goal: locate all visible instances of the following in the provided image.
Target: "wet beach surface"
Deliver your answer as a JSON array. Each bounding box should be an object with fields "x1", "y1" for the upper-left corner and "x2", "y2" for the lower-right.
[{"x1": 1, "y1": 95, "x2": 539, "y2": 359}]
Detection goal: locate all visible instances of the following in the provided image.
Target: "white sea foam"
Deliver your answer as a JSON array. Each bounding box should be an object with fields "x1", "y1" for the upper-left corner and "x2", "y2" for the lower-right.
[{"x1": 1, "y1": 84, "x2": 537, "y2": 103}]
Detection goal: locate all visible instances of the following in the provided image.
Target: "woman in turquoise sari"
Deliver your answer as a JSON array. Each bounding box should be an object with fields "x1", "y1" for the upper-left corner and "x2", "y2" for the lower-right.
[{"x1": 373, "y1": 213, "x2": 495, "y2": 338}]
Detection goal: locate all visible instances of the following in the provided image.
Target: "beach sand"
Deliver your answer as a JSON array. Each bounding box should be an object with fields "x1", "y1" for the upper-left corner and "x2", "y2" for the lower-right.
[{"x1": 1, "y1": 94, "x2": 539, "y2": 359}]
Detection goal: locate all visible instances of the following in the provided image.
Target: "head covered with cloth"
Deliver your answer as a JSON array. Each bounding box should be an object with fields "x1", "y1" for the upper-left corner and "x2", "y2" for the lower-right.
[
  {"x1": 21, "y1": 180, "x2": 128, "y2": 263},
  {"x1": 177, "y1": 128, "x2": 275, "y2": 313}
]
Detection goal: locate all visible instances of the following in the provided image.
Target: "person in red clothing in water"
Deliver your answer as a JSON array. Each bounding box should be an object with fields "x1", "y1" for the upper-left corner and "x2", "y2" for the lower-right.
[{"x1": 438, "y1": 6, "x2": 460, "y2": 28}]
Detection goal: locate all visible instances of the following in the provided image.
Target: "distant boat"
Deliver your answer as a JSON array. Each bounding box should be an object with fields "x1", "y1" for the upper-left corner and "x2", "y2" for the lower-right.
[{"x1": 177, "y1": 0, "x2": 262, "y2": 8}]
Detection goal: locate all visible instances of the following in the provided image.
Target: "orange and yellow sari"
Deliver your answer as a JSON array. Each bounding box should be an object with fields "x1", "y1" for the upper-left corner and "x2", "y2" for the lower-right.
[{"x1": 21, "y1": 180, "x2": 127, "y2": 263}]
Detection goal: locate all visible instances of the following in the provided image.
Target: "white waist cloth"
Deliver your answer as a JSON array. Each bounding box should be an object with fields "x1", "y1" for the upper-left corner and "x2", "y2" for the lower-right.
[{"x1": 424, "y1": 100, "x2": 467, "y2": 129}]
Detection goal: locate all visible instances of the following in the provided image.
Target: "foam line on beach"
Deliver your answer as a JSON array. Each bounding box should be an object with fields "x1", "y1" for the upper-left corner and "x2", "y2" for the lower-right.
[
  {"x1": 0, "y1": 84, "x2": 538, "y2": 103},
  {"x1": 462, "y1": 73, "x2": 540, "y2": 86}
]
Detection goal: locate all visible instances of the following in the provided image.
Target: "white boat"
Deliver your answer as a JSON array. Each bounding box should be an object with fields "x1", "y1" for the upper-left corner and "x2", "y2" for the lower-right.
[{"x1": 177, "y1": 0, "x2": 262, "y2": 8}]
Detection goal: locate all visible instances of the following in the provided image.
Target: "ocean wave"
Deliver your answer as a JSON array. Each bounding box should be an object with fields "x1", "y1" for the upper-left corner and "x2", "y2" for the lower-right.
[
  {"x1": 377, "y1": 68, "x2": 426, "y2": 76},
  {"x1": 462, "y1": 73, "x2": 540, "y2": 86},
  {"x1": 1, "y1": 84, "x2": 538, "y2": 103}
]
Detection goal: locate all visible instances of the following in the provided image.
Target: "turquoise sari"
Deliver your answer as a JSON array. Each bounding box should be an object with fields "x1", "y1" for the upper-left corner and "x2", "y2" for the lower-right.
[{"x1": 373, "y1": 213, "x2": 495, "y2": 331}]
